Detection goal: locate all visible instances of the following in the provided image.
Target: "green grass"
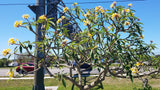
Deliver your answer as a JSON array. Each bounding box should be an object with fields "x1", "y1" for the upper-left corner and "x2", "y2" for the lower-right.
[
  {"x1": 0, "y1": 78, "x2": 60, "y2": 90},
  {"x1": 57, "y1": 77, "x2": 160, "y2": 90},
  {"x1": 0, "y1": 77, "x2": 160, "y2": 90}
]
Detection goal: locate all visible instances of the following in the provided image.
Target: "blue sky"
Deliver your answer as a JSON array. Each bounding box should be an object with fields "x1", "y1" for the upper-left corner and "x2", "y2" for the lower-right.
[{"x1": 0, "y1": 0, "x2": 160, "y2": 59}]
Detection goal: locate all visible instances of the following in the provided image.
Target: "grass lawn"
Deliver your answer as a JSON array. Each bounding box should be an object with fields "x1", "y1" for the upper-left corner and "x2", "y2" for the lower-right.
[{"x1": 0, "y1": 77, "x2": 160, "y2": 90}]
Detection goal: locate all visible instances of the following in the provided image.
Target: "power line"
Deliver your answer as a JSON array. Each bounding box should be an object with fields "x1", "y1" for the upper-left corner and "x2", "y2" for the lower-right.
[{"x1": 0, "y1": 0, "x2": 146, "y2": 6}]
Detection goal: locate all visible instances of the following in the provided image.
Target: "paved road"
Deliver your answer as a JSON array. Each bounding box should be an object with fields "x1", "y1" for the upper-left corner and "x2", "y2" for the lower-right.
[{"x1": 0, "y1": 67, "x2": 99, "y2": 76}]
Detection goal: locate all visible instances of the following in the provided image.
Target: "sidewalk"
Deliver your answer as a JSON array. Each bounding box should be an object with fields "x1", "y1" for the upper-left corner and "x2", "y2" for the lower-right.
[
  {"x1": 0, "y1": 77, "x2": 53, "y2": 80},
  {"x1": 45, "y1": 86, "x2": 58, "y2": 90}
]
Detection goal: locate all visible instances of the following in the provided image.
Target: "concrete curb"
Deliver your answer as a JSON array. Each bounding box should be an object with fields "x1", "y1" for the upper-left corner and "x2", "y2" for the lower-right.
[
  {"x1": 45, "y1": 86, "x2": 58, "y2": 90},
  {"x1": 0, "y1": 77, "x2": 53, "y2": 80}
]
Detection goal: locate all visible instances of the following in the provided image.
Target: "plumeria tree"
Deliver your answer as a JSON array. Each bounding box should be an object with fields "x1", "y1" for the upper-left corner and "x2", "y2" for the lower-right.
[{"x1": 2, "y1": 1, "x2": 160, "y2": 90}]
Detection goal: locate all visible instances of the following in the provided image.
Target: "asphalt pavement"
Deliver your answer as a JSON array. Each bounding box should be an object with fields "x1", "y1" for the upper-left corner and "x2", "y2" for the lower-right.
[{"x1": 0, "y1": 67, "x2": 99, "y2": 76}]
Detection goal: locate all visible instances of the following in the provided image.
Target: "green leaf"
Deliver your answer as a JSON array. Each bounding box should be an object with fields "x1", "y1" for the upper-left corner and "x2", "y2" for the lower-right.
[
  {"x1": 22, "y1": 22, "x2": 28, "y2": 25},
  {"x1": 28, "y1": 44, "x2": 32, "y2": 50},
  {"x1": 136, "y1": 25, "x2": 142, "y2": 35},
  {"x1": 90, "y1": 49, "x2": 94, "y2": 59},
  {"x1": 64, "y1": 53, "x2": 68, "y2": 63},
  {"x1": 79, "y1": 45, "x2": 83, "y2": 51},
  {"x1": 98, "y1": 33, "x2": 102, "y2": 43},
  {"x1": 26, "y1": 25, "x2": 33, "y2": 31},
  {"x1": 129, "y1": 73, "x2": 133, "y2": 83},
  {"x1": 97, "y1": 67, "x2": 101, "y2": 72},
  {"x1": 62, "y1": 78, "x2": 66, "y2": 88},
  {"x1": 19, "y1": 46, "x2": 22, "y2": 53},
  {"x1": 46, "y1": 22, "x2": 50, "y2": 30},
  {"x1": 8, "y1": 54, "x2": 11, "y2": 59}
]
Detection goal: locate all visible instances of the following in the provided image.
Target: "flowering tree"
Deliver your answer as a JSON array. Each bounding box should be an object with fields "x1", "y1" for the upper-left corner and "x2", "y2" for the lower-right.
[{"x1": 2, "y1": 1, "x2": 160, "y2": 90}]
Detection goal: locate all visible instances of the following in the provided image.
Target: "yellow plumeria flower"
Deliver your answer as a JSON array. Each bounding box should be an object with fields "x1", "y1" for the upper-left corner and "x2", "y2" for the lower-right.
[
  {"x1": 140, "y1": 35, "x2": 144, "y2": 39},
  {"x1": 53, "y1": 56, "x2": 57, "y2": 60},
  {"x1": 128, "y1": 3, "x2": 132, "y2": 7},
  {"x1": 22, "y1": 14, "x2": 30, "y2": 19},
  {"x1": 94, "y1": 45, "x2": 97, "y2": 48},
  {"x1": 93, "y1": 14, "x2": 97, "y2": 17},
  {"x1": 9, "y1": 71, "x2": 14, "y2": 78},
  {"x1": 56, "y1": 18, "x2": 62, "y2": 24},
  {"x1": 58, "y1": 34, "x2": 62, "y2": 36},
  {"x1": 39, "y1": 15, "x2": 47, "y2": 20},
  {"x1": 136, "y1": 62, "x2": 141, "y2": 66},
  {"x1": 83, "y1": 19, "x2": 91, "y2": 26},
  {"x1": 125, "y1": 9, "x2": 130, "y2": 13},
  {"x1": 14, "y1": 20, "x2": 23, "y2": 29},
  {"x1": 131, "y1": 13, "x2": 135, "y2": 16},
  {"x1": 88, "y1": 33, "x2": 92, "y2": 38},
  {"x1": 124, "y1": 21, "x2": 130, "y2": 26},
  {"x1": 2, "y1": 49, "x2": 11, "y2": 56},
  {"x1": 8, "y1": 38, "x2": 16, "y2": 45},
  {"x1": 63, "y1": 7, "x2": 69, "y2": 13},
  {"x1": 84, "y1": 11, "x2": 90, "y2": 17},
  {"x1": 62, "y1": 39, "x2": 68, "y2": 46},
  {"x1": 141, "y1": 63, "x2": 144, "y2": 65},
  {"x1": 100, "y1": 9, "x2": 105, "y2": 14},
  {"x1": 107, "y1": 26, "x2": 111, "y2": 30},
  {"x1": 98, "y1": 6, "x2": 103, "y2": 10},
  {"x1": 61, "y1": 44, "x2": 63, "y2": 48},
  {"x1": 110, "y1": 1, "x2": 117, "y2": 8},
  {"x1": 72, "y1": 2, "x2": 77, "y2": 6},
  {"x1": 7, "y1": 71, "x2": 14, "y2": 78},
  {"x1": 95, "y1": 6, "x2": 99, "y2": 12},
  {"x1": 92, "y1": 45, "x2": 97, "y2": 49},
  {"x1": 130, "y1": 67, "x2": 139, "y2": 74},
  {"x1": 61, "y1": 16, "x2": 65, "y2": 20},
  {"x1": 112, "y1": 13, "x2": 120, "y2": 20}
]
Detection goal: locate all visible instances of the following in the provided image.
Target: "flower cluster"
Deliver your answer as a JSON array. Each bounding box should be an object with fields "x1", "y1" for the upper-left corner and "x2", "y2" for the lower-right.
[
  {"x1": 61, "y1": 39, "x2": 68, "y2": 47},
  {"x1": 124, "y1": 21, "x2": 130, "y2": 26},
  {"x1": 63, "y1": 7, "x2": 69, "y2": 13},
  {"x1": 58, "y1": 34, "x2": 62, "y2": 37},
  {"x1": 130, "y1": 67, "x2": 139, "y2": 74},
  {"x1": 112, "y1": 13, "x2": 120, "y2": 20},
  {"x1": 139, "y1": 35, "x2": 144, "y2": 39},
  {"x1": 84, "y1": 11, "x2": 90, "y2": 17},
  {"x1": 39, "y1": 15, "x2": 47, "y2": 20},
  {"x1": 7, "y1": 71, "x2": 14, "y2": 78},
  {"x1": 94, "y1": 6, "x2": 106, "y2": 13},
  {"x1": 56, "y1": 16, "x2": 65, "y2": 24},
  {"x1": 2, "y1": 49, "x2": 11, "y2": 56},
  {"x1": 125, "y1": 9, "x2": 130, "y2": 13},
  {"x1": 72, "y1": 2, "x2": 77, "y2": 6},
  {"x1": 92, "y1": 45, "x2": 97, "y2": 50},
  {"x1": 136, "y1": 62, "x2": 144, "y2": 66},
  {"x1": 110, "y1": 1, "x2": 117, "y2": 8},
  {"x1": 22, "y1": 14, "x2": 30, "y2": 19},
  {"x1": 8, "y1": 38, "x2": 17, "y2": 45},
  {"x1": 83, "y1": 19, "x2": 91, "y2": 26},
  {"x1": 88, "y1": 33, "x2": 92, "y2": 38},
  {"x1": 14, "y1": 21, "x2": 23, "y2": 29},
  {"x1": 128, "y1": 3, "x2": 132, "y2": 7}
]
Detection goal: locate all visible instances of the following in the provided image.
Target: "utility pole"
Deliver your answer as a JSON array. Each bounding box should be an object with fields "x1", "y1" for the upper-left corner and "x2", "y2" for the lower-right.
[
  {"x1": 29, "y1": 0, "x2": 45, "y2": 90},
  {"x1": 28, "y1": 0, "x2": 76, "y2": 89}
]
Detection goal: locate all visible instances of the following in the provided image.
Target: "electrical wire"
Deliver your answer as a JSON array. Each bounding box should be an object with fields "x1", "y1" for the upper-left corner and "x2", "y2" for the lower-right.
[{"x1": 0, "y1": 0, "x2": 146, "y2": 6}]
